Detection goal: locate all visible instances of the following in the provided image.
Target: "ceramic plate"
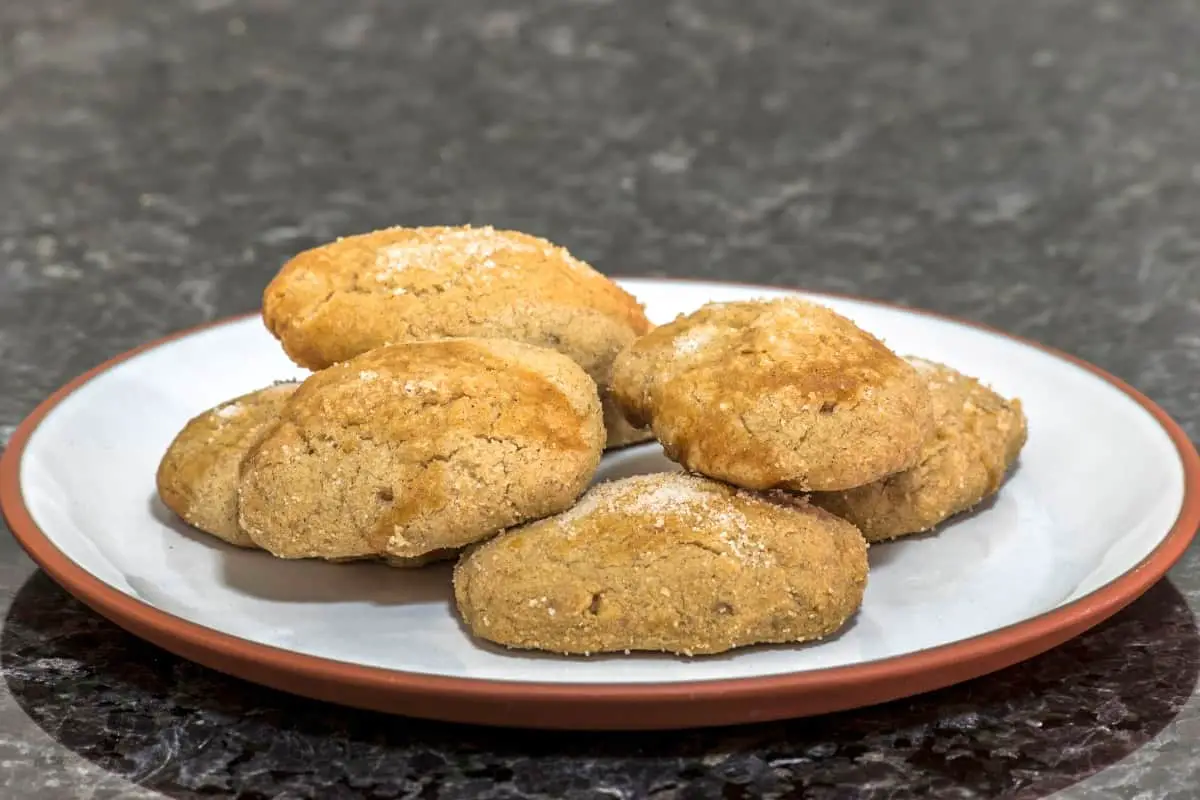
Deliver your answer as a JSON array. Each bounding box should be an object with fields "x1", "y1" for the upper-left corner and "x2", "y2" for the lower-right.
[{"x1": 3, "y1": 278, "x2": 1198, "y2": 730}]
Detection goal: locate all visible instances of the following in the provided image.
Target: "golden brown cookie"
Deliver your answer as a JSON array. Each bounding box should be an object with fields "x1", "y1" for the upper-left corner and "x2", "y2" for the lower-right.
[
  {"x1": 156, "y1": 382, "x2": 298, "y2": 547},
  {"x1": 454, "y1": 473, "x2": 869, "y2": 656},
  {"x1": 238, "y1": 338, "x2": 605, "y2": 561},
  {"x1": 611, "y1": 298, "x2": 934, "y2": 492},
  {"x1": 809, "y1": 358, "x2": 1027, "y2": 542},
  {"x1": 261, "y1": 225, "x2": 653, "y2": 449}
]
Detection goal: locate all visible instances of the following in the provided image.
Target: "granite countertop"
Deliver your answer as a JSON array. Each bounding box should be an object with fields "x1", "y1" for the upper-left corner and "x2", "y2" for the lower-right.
[{"x1": 3, "y1": 0, "x2": 1200, "y2": 797}]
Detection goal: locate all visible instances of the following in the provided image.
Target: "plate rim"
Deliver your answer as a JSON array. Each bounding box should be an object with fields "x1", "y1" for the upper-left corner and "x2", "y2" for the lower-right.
[{"x1": 3, "y1": 277, "x2": 1198, "y2": 730}]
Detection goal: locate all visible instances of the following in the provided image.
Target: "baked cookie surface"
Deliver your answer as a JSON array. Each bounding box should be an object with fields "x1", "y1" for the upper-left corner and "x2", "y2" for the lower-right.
[
  {"x1": 453, "y1": 473, "x2": 868, "y2": 656},
  {"x1": 156, "y1": 382, "x2": 298, "y2": 547},
  {"x1": 238, "y1": 338, "x2": 604, "y2": 561},
  {"x1": 611, "y1": 298, "x2": 934, "y2": 491},
  {"x1": 809, "y1": 358, "x2": 1027, "y2": 542},
  {"x1": 261, "y1": 225, "x2": 651, "y2": 449}
]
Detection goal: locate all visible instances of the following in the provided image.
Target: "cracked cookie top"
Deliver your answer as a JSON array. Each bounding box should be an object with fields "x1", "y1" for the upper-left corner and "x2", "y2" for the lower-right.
[
  {"x1": 237, "y1": 338, "x2": 605, "y2": 561},
  {"x1": 261, "y1": 225, "x2": 652, "y2": 382},
  {"x1": 610, "y1": 298, "x2": 935, "y2": 492},
  {"x1": 453, "y1": 473, "x2": 869, "y2": 656}
]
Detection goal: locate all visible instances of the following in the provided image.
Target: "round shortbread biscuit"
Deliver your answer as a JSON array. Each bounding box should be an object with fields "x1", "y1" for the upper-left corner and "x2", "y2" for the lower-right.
[
  {"x1": 238, "y1": 338, "x2": 605, "y2": 561},
  {"x1": 611, "y1": 298, "x2": 935, "y2": 492},
  {"x1": 454, "y1": 473, "x2": 869, "y2": 656}
]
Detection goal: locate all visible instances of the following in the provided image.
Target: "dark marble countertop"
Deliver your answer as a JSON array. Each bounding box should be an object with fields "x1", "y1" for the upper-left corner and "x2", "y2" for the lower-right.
[{"x1": 3, "y1": 0, "x2": 1200, "y2": 797}]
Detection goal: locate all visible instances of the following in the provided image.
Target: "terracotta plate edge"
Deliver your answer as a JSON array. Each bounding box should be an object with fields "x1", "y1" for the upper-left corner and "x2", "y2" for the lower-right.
[{"x1": 1, "y1": 278, "x2": 1198, "y2": 730}]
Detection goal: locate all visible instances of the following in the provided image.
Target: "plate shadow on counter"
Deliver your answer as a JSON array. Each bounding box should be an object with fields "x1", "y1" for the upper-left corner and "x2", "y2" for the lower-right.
[{"x1": 2, "y1": 571, "x2": 1197, "y2": 800}]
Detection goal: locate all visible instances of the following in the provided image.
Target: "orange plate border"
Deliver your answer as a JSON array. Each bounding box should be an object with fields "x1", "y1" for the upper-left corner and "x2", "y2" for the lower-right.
[{"x1": 2, "y1": 279, "x2": 1198, "y2": 730}]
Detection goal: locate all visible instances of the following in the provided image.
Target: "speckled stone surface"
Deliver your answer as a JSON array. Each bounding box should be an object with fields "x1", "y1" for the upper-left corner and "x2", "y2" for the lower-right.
[{"x1": 2, "y1": 0, "x2": 1200, "y2": 797}]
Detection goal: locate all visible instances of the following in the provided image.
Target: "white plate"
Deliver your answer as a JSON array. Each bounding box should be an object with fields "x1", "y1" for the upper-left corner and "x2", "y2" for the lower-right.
[{"x1": 4, "y1": 278, "x2": 1197, "y2": 729}]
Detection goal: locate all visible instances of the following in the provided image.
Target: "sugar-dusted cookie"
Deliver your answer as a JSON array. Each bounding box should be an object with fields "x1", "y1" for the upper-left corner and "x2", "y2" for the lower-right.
[
  {"x1": 261, "y1": 224, "x2": 653, "y2": 449},
  {"x1": 809, "y1": 358, "x2": 1027, "y2": 542},
  {"x1": 454, "y1": 473, "x2": 868, "y2": 656},
  {"x1": 611, "y1": 298, "x2": 934, "y2": 492},
  {"x1": 239, "y1": 338, "x2": 605, "y2": 561},
  {"x1": 156, "y1": 382, "x2": 298, "y2": 547}
]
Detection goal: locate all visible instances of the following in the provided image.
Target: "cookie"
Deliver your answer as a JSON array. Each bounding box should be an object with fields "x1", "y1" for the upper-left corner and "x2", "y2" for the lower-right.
[
  {"x1": 453, "y1": 473, "x2": 869, "y2": 656},
  {"x1": 156, "y1": 382, "x2": 298, "y2": 547},
  {"x1": 809, "y1": 358, "x2": 1027, "y2": 542},
  {"x1": 238, "y1": 338, "x2": 605, "y2": 561},
  {"x1": 260, "y1": 224, "x2": 653, "y2": 449},
  {"x1": 611, "y1": 298, "x2": 934, "y2": 492}
]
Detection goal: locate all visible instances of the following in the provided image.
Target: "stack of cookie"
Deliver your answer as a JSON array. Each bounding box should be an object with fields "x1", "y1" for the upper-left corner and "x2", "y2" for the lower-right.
[
  {"x1": 458, "y1": 296, "x2": 1026, "y2": 656},
  {"x1": 158, "y1": 226, "x2": 647, "y2": 563},
  {"x1": 156, "y1": 225, "x2": 1027, "y2": 658},
  {"x1": 607, "y1": 299, "x2": 1028, "y2": 542}
]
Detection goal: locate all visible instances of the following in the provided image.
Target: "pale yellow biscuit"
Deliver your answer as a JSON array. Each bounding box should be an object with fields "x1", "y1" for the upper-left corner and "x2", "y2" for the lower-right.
[
  {"x1": 156, "y1": 382, "x2": 298, "y2": 547},
  {"x1": 611, "y1": 298, "x2": 934, "y2": 492},
  {"x1": 261, "y1": 225, "x2": 652, "y2": 449},
  {"x1": 809, "y1": 358, "x2": 1027, "y2": 542},
  {"x1": 238, "y1": 338, "x2": 605, "y2": 561},
  {"x1": 454, "y1": 473, "x2": 869, "y2": 656}
]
